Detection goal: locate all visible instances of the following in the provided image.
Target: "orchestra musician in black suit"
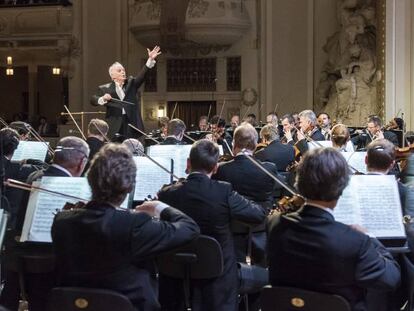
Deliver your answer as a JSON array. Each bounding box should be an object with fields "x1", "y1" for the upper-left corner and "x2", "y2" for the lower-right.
[
  {"x1": 51, "y1": 143, "x2": 200, "y2": 311},
  {"x1": 268, "y1": 148, "x2": 401, "y2": 311},
  {"x1": 352, "y1": 115, "x2": 399, "y2": 150},
  {"x1": 158, "y1": 139, "x2": 266, "y2": 311},
  {"x1": 255, "y1": 124, "x2": 295, "y2": 172},
  {"x1": 159, "y1": 118, "x2": 187, "y2": 145},
  {"x1": 83, "y1": 119, "x2": 108, "y2": 174},
  {"x1": 294, "y1": 110, "x2": 326, "y2": 155},
  {"x1": 91, "y1": 46, "x2": 161, "y2": 139},
  {"x1": 1, "y1": 136, "x2": 90, "y2": 311}
]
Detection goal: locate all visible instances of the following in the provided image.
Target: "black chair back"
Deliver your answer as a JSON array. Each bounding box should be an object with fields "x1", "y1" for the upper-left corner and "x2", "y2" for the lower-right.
[
  {"x1": 157, "y1": 234, "x2": 223, "y2": 279},
  {"x1": 47, "y1": 287, "x2": 135, "y2": 311},
  {"x1": 260, "y1": 285, "x2": 351, "y2": 311}
]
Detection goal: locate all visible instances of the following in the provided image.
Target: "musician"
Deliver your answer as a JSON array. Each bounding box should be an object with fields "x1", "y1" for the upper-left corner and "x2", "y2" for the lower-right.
[
  {"x1": 230, "y1": 114, "x2": 240, "y2": 131},
  {"x1": 294, "y1": 110, "x2": 325, "y2": 155},
  {"x1": 51, "y1": 143, "x2": 200, "y2": 311},
  {"x1": 207, "y1": 115, "x2": 233, "y2": 155},
  {"x1": 198, "y1": 115, "x2": 209, "y2": 131},
  {"x1": 213, "y1": 123, "x2": 280, "y2": 264},
  {"x1": 266, "y1": 112, "x2": 279, "y2": 127},
  {"x1": 9, "y1": 121, "x2": 31, "y2": 141},
  {"x1": 122, "y1": 138, "x2": 144, "y2": 156},
  {"x1": 255, "y1": 124, "x2": 295, "y2": 172},
  {"x1": 331, "y1": 123, "x2": 350, "y2": 151},
  {"x1": 91, "y1": 46, "x2": 162, "y2": 139},
  {"x1": 244, "y1": 113, "x2": 258, "y2": 126},
  {"x1": 268, "y1": 148, "x2": 401, "y2": 311},
  {"x1": 159, "y1": 118, "x2": 187, "y2": 145},
  {"x1": 365, "y1": 139, "x2": 413, "y2": 216},
  {"x1": 158, "y1": 139, "x2": 266, "y2": 311},
  {"x1": 351, "y1": 115, "x2": 399, "y2": 150},
  {"x1": 86, "y1": 118, "x2": 108, "y2": 161},
  {"x1": 317, "y1": 112, "x2": 331, "y2": 139},
  {"x1": 281, "y1": 114, "x2": 298, "y2": 144}
]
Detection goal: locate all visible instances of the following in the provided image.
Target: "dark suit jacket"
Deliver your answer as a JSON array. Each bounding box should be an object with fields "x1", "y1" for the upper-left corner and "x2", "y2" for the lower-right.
[
  {"x1": 213, "y1": 155, "x2": 280, "y2": 210},
  {"x1": 158, "y1": 173, "x2": 266, "y2": 311},
  {"x1": 351, "y1": 130, "x2": 399, "y2": 150},
  {"x1": 52, "y1": 202, "x2": 199, "y2": 311},
  {"x1": 91, "y1": 64, "x2": 150, "y2": 138},
  {"x1": 254, "y1": 140, "x2": 295, "y2": 172},
  {"x1": 268, "y1": 205, "x2": 401, "y2": 311},
  {"x1": 159, "y1": 136, "x2": 187, "y2": 145}
]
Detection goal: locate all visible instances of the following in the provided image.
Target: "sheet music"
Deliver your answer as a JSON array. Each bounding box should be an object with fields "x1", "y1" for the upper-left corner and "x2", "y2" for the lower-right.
[
  {"x1": 334, "y1": 175, "x2": 406, "y2": 238},
  {"x1": 11, "y1": 141, "x2": 49, "y2": 161},
  {"x1": 308, "y1": 140, "x2": 354, "y2": 152},
  {"x1": 341, "y1": 151, "x2": 367, "y2": 174},
  {"x1": 147, "y1": 145, "x2": 192, "y2": 179},
  {"x1": 21, "y1": 177, "x2": 130, "y2": 243},
  {"x1": 133, "y1": 156, "x2": 172, "y2": 201}
]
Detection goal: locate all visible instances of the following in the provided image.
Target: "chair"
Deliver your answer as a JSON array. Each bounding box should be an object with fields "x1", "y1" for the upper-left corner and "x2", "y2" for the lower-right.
[
  {"x1": 260, "y1": 285, "x2": 351, "y2": 311},
  {"x1": 47, "y1": 287, "x2": 135, "y2": 311},
  {"x1": 157, "y1": 235, "x2": 224, "y2": 310}
]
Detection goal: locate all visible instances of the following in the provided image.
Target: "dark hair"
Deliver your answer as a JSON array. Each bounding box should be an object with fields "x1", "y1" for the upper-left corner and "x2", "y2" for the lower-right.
[
  {"x1": 167, "y1": 119, "x2": 186, "y2": 136},
  {"x1": 210, "y1": 115, "x2": 226, "y2": 128},
  {"x1": 88, "y1": 119, "x2": 109, "y2": 136},
  {"x1": 317, "y1": 112, "x2": 330, "y2": 119},
  {"x1": 367, "y1": 115, "x2": 382, "y2": 127},
  {"x1": 0, "y1": 128, "x2": 20, "y2": 156},
  {"x1": 394, "y1": 117, "x2": 404, "y2": 130},
  {"x1": 247, "y1": 113, "x2": 256, "y2": 119},
  {"x1": 281, "y1": 114, "x2": 295, "y2": 124},
  {"x1": 88, "y1": 143, "x2": 136, "y2": 205},
  {"x1": 190, "y1": 139, "x2": 219, "y2": 173},
  {"x1": 234, "y1": 123, "x2": 258, "y2": 151},
  {"x1": 9, "y1": 121, "x2": 30, "y2": 136},
  {"x1": 366, "y1": 139, "x2": 395, "y2": 171},
  {"x1": 296, "y1": 148, "x2": 350, "y2": 201}
]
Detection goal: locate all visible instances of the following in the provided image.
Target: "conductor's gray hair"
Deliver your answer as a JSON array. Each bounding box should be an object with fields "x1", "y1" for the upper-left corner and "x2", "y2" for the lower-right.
[
  {"x1": 298, "y1": 110, "x2": 317, "y2": 126},
  {"x1": 54, "y1": 136, "x2": 90, "y2": 168},
  {"x1": 108, "y1": 62, "x2": 123, "y2": 78}
]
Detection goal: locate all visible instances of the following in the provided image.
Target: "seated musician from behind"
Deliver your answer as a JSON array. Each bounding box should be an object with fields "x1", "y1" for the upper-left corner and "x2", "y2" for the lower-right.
[
  {"x1": 9, "y1": 121, "x2": 31, "y2": 141},
  {"x1": 352, "y1": 115, "x2": 399, "y2": 150},
  {"x1": 365, "y1": 139, "x2": 413, "y2": 216},
  {"x1": 331, "y1": 123, "x2": 351, "y2": 151},
  {"x1": 86, "y1": 118, "x2": 108, "y2": 160},
  {"x1": 160, "y1": 118, "x2": 187, "y2": 145},
  {"x1": 213, "y1": 123, "x2": 280, "y2": 265},
  {"x1": 255, "y1": 124, "x2": 295, "y2": 172},
  {"x1": 268, "y1": 148, "x2": 401, "y2": 311},
  {"x1": 158, "y1": 139, "x2": 265, "y2": 311},
  {"x1": 122, "y1": 138, "x2": 144, "y2": 156},
  {"x1": 207, "y1": 115, "x2": 233, "y2": 155},
  {"x1": 51, "y1": 143, "x2": 199, "y2": 311}
]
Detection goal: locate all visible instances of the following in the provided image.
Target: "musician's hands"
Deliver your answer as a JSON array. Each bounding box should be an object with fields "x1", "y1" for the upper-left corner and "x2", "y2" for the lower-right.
[
  {"x1": 135, "y1": 201, "x2": 158, "y2": 216},
  {"x1": 147, "y1": 46, "x2": 162, "y2": 60},
  {"x1": 103, "y1": 93, "x2": 112, "y2": 102},
  {"x1": 375, "y1": 130, "x2": 384, "y2": 140},
  {"x1": 297, "y1": 130, "x2": 305, "y2": 141},
  {"x1": 284, "y1": 129, "x2": 293, "y2": 142}
]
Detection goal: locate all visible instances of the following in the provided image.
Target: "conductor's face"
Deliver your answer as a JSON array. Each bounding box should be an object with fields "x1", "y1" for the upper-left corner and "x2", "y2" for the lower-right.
[{"x1": 110, "y1": 64, "x2": 126, "y2": 84}]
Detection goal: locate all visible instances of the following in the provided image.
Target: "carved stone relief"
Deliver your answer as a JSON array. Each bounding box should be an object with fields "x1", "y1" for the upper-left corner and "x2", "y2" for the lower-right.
[{"x1": 315, "y1": 0, "x2": 380, "y2": 126}]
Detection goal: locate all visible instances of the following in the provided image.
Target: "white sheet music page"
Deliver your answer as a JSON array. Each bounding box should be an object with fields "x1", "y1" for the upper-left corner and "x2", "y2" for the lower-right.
[
  {"x1": 21, "y1": 177, "x2": 131, "y2": 243},
  {"x1": 341, "y1": 151, "x2": 368, "y2": 174},
  {"x1": 334, "y1": 175, "x2": 406, "y2": 239},
  {"x1": 308, "y1": 140, "x2": 354, "y2": 152},
  {"x1": 133, "y1": 156, "x2": 172, "y2": 201},
  {"x1": 11, "y1": 141, "x2": 49, "y2": 161},
  {"x1": 147, "y1": 145, "x2": 192, "y2": 179}
]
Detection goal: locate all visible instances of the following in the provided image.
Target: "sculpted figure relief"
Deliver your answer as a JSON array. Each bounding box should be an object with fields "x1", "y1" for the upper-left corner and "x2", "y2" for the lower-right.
[{"x1": 316, "y1": 0, "x2": 378, "y2": 126}]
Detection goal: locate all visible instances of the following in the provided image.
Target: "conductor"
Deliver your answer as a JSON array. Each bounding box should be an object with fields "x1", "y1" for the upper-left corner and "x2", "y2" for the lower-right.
[{"x1": 91, "y1": 46, "x2": 161, "y2": 139}]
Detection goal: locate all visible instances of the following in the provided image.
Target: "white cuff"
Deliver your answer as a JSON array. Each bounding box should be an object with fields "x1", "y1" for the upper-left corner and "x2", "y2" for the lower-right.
[
  {"x1": 98, "y1": 96, "x2": 107, "y2": 105},
  {"x1": 154, "y1": 201, "x2": 169, "y2": 217},
  {"x1": 146, "y1": 58, "x2": 156, "y2": 68}
]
